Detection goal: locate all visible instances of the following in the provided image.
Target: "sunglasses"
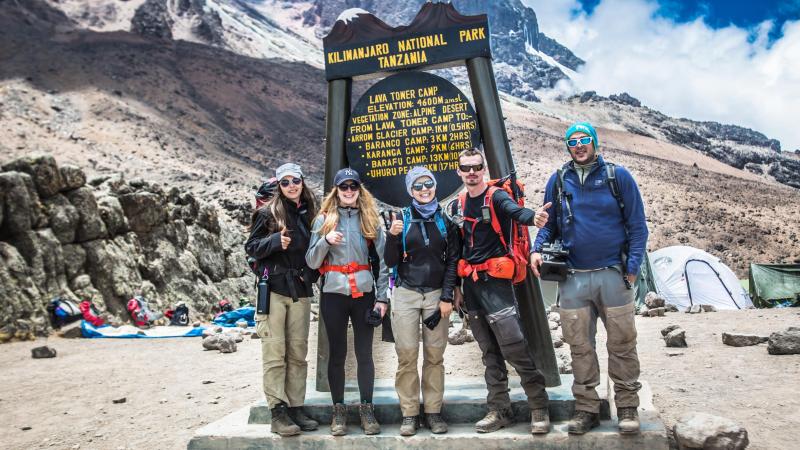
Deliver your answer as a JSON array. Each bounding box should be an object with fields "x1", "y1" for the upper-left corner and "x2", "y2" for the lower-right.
[
  {"x1": 279, "y1": 178, "x2": 303, "y2": 187},
  {"x1": 412, "y1": 180, "x2": 435, "y2": 191},
  {"x1": 337, "y1": 182, "x2": 360, "y2": 192},
  {"x1": 458, "y1": 163, "x2": 484, "y2": 173},
  {"x1": 566, "y1": 136, "x2": 593, "y2": 147}
]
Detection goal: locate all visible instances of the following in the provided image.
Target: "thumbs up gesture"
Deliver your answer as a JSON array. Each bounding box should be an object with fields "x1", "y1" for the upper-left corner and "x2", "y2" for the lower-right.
[
  {"x1": 534, "y1": 202, "x2": 552, "y2": 228},
  {"x1": 388, "y1": 211, "x2": 403, "y2": 236},
  {"x1": 280, "y1": 227, "x2": 292, "y2": 250}
]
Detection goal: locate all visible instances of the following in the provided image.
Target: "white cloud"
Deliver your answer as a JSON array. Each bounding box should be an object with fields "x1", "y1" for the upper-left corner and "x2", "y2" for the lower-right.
[{"x1": 524, "y1": 0, "x2": 800, "y2": 151}]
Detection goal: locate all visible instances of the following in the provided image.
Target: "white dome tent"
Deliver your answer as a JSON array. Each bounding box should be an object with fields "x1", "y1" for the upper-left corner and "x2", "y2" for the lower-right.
[{"x1": 650, "y1": 246, "x2": 753, "y2": 311}]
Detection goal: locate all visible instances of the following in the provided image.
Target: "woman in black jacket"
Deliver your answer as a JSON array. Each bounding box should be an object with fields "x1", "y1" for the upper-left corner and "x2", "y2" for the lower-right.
[
  {"x1": 384, "y1": 166, "x2": 461, "y2": 436},
  {"x1": 245, "y1": 163, "x2": 319, "y2": 437}
]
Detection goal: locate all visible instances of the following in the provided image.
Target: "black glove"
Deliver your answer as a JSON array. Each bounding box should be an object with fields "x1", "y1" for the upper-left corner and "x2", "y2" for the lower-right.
[
  {"x1": 365, "y1": 304, "x2": 383, "y2": 327},
  {"x1": 422, "y1": 309, "x2": 441, "y2": 330}
]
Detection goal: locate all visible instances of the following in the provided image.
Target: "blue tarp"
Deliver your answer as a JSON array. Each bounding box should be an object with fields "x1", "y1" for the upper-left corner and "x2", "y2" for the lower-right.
[
  {"x1": 81, "y1": 321, "x2": 206, "y2": 338},
  {"x1": 212, "y1": 306, "x2": 256, "y2": 327}
]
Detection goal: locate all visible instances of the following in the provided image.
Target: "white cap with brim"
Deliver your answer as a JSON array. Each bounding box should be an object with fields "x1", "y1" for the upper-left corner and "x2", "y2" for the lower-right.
[{"x1": 276, "y1": 163, "x2": 303, "y2": 180}]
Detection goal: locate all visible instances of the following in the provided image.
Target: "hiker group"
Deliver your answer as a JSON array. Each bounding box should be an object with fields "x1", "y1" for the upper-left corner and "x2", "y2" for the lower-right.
[{"x1": 245, "y1": 122, "x2": 648, "y2": 438}]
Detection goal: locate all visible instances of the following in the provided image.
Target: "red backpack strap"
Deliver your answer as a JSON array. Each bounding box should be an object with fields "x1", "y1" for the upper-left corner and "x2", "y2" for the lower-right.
[
  {"x1": 457, "y1": 192, "x2": 468, "y2": 237},
  {"x1": 484, "y1": 186, "x2": 508, "y2": 250}
]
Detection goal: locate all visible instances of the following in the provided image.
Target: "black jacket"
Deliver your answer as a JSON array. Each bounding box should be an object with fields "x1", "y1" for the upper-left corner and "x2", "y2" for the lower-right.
[
  {"x1": 384, "y1": 207, "x2": 461, "y2": 301},
  {"x1": 458, "y1": 188, "x2": 535, "y2": 264},
  {"x1": 245, "y1": 200, "x2": 316, "y2": 301}
]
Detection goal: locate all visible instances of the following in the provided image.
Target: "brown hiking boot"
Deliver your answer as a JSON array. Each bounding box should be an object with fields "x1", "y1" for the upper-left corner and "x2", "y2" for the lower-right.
[
  {"x1": 399, "y1": 415, "x2": 419, "y2": 436},
  {"x1": 426, "y1": 413, "x2": 448, "y2": 434},
  {"x1": 270, "y1": 403, "x2": 301, "y2": 437},
  {"x1": 359, "y1": 403, "x2": 381, "y2": 435},
  {"x1": 330, "y1": 403, "x2": 347, "y2": 436},
  {"x1": 288, "y1": 406, "x2": 319, "y2": 431},
  {"x1": 617, "y1": 407, "x2": 640, "y2": 434},
  {"x1": 475, "y1": 408, "x2": 513, "y2": 433},
  {"x1": 530, "y1": 407, "x2": 551, "y2": 434},
  {"x1": 568, "y1": 410, "x2": 600, "y2": 435}
]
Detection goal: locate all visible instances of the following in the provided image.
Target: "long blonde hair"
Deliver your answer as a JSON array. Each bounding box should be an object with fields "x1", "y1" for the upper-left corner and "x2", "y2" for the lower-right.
[{"x1": 317, "y1": 184, "x2": 379, "y2": 240}]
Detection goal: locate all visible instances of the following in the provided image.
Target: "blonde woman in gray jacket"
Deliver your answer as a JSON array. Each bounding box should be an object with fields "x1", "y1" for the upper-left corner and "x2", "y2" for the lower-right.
[{"x1": 305, "y1": 168, "x2": 390, "y2": 436}]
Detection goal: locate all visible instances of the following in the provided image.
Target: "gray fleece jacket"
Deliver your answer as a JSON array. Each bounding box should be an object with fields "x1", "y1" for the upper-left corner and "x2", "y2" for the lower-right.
[{"x1": 305, "y1": 207, "x2": 390, "y2": 302}]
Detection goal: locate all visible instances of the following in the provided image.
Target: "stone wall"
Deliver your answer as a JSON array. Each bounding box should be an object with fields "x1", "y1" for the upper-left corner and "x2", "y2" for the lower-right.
[{"x1": 0, "y1": 155, "x2": 251, "y2": 341}]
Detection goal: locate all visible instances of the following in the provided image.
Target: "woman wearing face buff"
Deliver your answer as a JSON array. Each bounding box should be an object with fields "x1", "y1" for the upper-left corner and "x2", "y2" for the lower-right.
[
  {"x1": 383, "y1": 167, "x2": 461, "y2": 436},
  {"x1": 244, "y1": 163, "x2": 320, "y2": 437},
  {"x1": 305, "y1": 168, "x2": 390, "y2": 436}
]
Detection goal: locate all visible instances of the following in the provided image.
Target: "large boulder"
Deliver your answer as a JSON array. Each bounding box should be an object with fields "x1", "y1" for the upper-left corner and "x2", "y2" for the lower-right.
[
  {"x1": 83, "y1": 232, "x2": 145, "y2": 313},
  {"x1": 2, "y1": 154, "x2": 63, "y2": 198},
  {"x1": 97, "y1": 195, "x2": 129, "y2": 237},
  {"x1": 673, "y1": 412, "x2": 749, "y2": 450},
  {"x1": 59, "y1": 165, "x2": 86, "y2": 191},
  {"x1": 0, "y1": 242, "x2": 42, "y2": 330},
  {"x1": 0, "y1": 172, "x2": 37, "y2": 235},
  {"x1": 196, "y1": 203, "x2": 221, "y2": 234},
  {"x1": 644, "y1": 291, "x2": 665, "y2": 308},
  {"x1": 187, "y1": 225, "x2": 226, "y2": 282},
  {"x1": 767, "y1": 329, "x2": 800, "y2": 355},
  {"x1": 62, "y1": 243, "x2": 87, "y2": 280},
  {"x1": 119, "y1": 192, "x2": 168, "y2": 233},
  {"x1": 66, "y1": 187, "x2": 108, "y2": 242},
  {"x1": 43, "y1": 194, "x2": 80, "y2": 243},
  {"x1": 722, "y1": 332, "x2": 769, "y2": 347}
]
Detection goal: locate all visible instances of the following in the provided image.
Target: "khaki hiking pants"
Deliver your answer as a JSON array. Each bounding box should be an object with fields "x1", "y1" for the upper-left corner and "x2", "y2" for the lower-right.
[
  {"x1": 559, "y1": 267, "x2": 641, "y2": 413},
  {"x1": 391, "y1": 286, "x2": 449, "y2": 417},
  {"x1": 255, "y1": 292, "x2": 311, "y2": 409}
]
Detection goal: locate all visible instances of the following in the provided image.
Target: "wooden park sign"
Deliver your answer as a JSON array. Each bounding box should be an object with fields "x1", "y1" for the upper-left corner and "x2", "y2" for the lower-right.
[{"x1": 319, "y1": 1, "x2": 560, "y2": 391}]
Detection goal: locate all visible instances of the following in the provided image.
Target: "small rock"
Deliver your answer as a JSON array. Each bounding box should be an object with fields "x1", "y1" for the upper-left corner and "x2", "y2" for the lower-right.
[
  {"x1": 218, "y1": 335, "x2": 237, "y2": 353},
  {"x1": 722, "y1": 332, "x2": 769, "y2": 347},
  {"x1": 201, "y1": 328, "x2": 217, "y2": 338},
  {"x1": 112, "y1": 397, "x2": 126, "y2": 404},
  {"x1": 664, "y1": 303, "x2": 679, "y2": 312},
  {"x1": 646, "y1": 307, "x2": 665, "y2": 317},
  {"x1": 687, "y1": 305, "x2": 702, "y2": 314},
  {"x1": 235, "y1": 320, "x2": 248, "y2": 328},
  {"x1": 673, "y1": 412, "x2": 749, "y2": 450},
  {"x1": 548, "y1": 320, "x2": 559, "y2": 330},
  {"x1": 31, "y1": 346, "x2": 57, "y2": 358},
  {"x1": 638, "y1": 305, "x2": 650, "y2": 316},
  {"x1": 767, "y1": 328, "x2": 800, "y2": 355},
  {"x1": 552, "y1": 335, "x2": 564, "y2": 348},
  {"x1": 251, "y1": 333, "x2": 260, "y2": 339},
  {"x1": 556, "y1": 351, "x2": 572, "y2": 374},
  {"x1": 193, "y1": 321, "x2": 201, "y2": 327},
  {"x1": 644, "y1": 291, "x2": 665, "y2": 308},
  {"x1": 661, "y1": 325, "x2": 681, "y2": 337},
  {"x1": 21, "y1": 426, "x2": 32, "y2": 431},
  {"x1": 700, "y1": 304, "x2": 717, "y2": 312},
  {"x1": 202, "y1": 380, "x2": 215, "y2": 384},
  {"x1": 547, "y1": 312, "x2": 560, "y2": 324},
  {"x1": 58, "y1": 321, "x2": 84, "y2": 339},
  {"x1": 664, "y1": 329, "x2": 687, "y2": 347},
  {"x1": 448, "y1": 327, "x2": 475, "y2": 345}
]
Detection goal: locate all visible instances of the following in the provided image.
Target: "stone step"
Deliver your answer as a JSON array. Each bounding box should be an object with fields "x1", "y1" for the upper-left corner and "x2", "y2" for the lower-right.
[
  {"x1": 248, "y1": 375, "x2": 610, "y2": 425},
  {"x1": 189, "y1": 408, "x2": 667, "y2": 450}
]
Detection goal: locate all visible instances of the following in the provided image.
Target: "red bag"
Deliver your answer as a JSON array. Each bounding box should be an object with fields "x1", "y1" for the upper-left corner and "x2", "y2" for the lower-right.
[{"x1": 79, "y1": 301, "x2": 105, "y2": 327}]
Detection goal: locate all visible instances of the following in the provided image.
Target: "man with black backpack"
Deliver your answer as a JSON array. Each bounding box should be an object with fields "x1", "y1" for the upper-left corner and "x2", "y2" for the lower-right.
[
  {"x1": 450, "y1": 148, "x2": 552, "y2": 435},
  {"x1": 530, "y1": 122, "x2": 648, "y2": 436}
]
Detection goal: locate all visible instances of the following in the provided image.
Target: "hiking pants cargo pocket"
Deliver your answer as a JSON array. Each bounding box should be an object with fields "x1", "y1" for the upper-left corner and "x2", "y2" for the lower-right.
[
  {"x1": 486, "y1": 306, "x2": 524, "y2": 346},
  {"x1": 255, "y1": 313, "x2": 270, "y2": 338}
]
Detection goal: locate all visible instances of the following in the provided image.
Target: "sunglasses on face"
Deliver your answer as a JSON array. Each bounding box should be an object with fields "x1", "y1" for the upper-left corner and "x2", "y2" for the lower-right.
[
  {"x1": 337, "y1": 182, "x2": 360, "y2": 192},
  {"x1": 279, "y1": 178, "x2": 303, "y2": 187},
  {"x1": 566, "y1": 136, "x2": 593, "y2": 148},
  {"x1": 412, "y1": 180, "x2": 435, "y2": 191},
  {"x1": 459, "y1": 163, "x2": 484, "y2": 173}
]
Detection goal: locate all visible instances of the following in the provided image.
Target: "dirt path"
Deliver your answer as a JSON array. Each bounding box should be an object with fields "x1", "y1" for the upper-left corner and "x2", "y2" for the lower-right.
[{"x1": 1, "y1": 309, "x2": 797, "y2": 449}]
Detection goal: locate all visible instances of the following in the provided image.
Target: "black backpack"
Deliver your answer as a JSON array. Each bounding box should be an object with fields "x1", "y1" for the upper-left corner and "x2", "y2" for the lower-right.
[{"x1": 170, "y1": 303, "x2": 190, "y2": 326}]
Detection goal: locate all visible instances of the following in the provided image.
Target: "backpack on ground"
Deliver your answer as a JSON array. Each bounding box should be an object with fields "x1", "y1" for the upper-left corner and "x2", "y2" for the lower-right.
[
  {"x1": 168, "y1": 302, "x2": 190, "y2": 326},
  {"x1": 456, "y1": 175, "x2": 531, "y2": 284},
  {"x1": 46, "y1": 297, "x2": 82, "y2": 329},
  {"x1": 126, "y1": 296, "x2": 162, "y2": 328},
  {"x1": 79, "y1": 300, "x2": 105, "y2": 327}
]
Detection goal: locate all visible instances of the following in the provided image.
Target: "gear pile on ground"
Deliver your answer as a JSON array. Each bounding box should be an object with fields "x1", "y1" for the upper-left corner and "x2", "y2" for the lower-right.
[{"x1": 0, "y1": 154, "x2": 251, "y2": 341}]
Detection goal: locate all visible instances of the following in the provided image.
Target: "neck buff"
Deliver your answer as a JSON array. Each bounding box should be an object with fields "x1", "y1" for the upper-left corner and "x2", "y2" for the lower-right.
[{"x1": 412, "y1": 198, "x2": 439, "y2": 219}]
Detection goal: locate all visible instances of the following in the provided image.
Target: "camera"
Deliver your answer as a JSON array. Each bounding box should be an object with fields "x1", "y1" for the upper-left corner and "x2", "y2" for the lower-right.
[{"x1": 540, "y1": 241, "x2": 570, "y2": 282}]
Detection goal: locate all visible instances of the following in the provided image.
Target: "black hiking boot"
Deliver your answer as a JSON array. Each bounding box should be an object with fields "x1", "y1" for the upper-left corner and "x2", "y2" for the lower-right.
[
  {"x1": 288, "y1": 406, "x2": 319, "y2": 431},
  {"x1": 330, "y1": 403, "x2": 347, "y2": 436},
  {"x1": 399, "y1": 415, "x2": 419, "y2": 436},
  {"x1": 568, "y1": 410, "x2": 600, "y2": 435},
  {"x1": 358, "y1": 402, "x2": 381, "y2": 435},
  {"x1": 617, "y1": 407, "x2": 640, "y2": 434},
  {"x1": 426, "y1": 413, "x2": 448, "y2": 434},
  {"x1": 270, "y1": 403, "x2": 301, "y2": 437},
  {"x1": 475, "y1": 408, "x2": 513, "y2": 433}
]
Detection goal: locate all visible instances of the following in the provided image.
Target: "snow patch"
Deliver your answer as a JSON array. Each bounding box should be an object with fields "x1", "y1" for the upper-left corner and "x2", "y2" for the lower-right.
[
  {"x1": 525, "y1": 42, "x2": 577, "y2": 77},
  {"x1": 337, "y1": 8, "x2": 370, "y2": 24}
]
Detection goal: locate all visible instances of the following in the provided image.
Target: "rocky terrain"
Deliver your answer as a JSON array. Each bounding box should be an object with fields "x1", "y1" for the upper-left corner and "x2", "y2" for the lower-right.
[{"x1": 0, "y1": 154, "x2": 251, "y2": 341}]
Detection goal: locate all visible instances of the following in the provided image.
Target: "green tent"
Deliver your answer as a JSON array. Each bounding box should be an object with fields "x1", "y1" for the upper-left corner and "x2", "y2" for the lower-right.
[{"x1": 749, "y1": 264, "x2": 800, "y2": 308}]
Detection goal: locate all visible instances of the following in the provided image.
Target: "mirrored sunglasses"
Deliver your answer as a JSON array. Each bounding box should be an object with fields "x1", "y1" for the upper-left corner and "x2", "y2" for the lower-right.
[
  {"x1": 458, "y1": 163, "x2": 484, "y2": 173},
  {"x1": 566, "y1": 136, "x2": 593, "y2": 147},
  {"x1": 279, "y1": 178, "x2": 303, "y2": 187},
  {"x1": 412, "y1": 180, "x2": 435, "y2": 191}
]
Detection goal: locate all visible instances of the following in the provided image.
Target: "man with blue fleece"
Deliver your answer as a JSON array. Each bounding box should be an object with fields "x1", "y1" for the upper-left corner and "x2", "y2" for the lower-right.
[{"x1": 530, "y1": 122, "x2": 648, "y2": 436}]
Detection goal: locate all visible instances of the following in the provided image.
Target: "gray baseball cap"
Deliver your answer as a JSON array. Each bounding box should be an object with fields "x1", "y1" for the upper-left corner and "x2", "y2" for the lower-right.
[{"x1": 275, "y1": 163, "x2": 303, "y2": 180}]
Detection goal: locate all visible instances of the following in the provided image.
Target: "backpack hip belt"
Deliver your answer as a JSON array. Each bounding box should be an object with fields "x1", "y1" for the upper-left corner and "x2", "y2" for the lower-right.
[
  {"x1": 320, "y1": 262, "x2": 371, "y2": 298},
  {"x1": 457, "y1": 257, "x2": 515, "y2": 281}
]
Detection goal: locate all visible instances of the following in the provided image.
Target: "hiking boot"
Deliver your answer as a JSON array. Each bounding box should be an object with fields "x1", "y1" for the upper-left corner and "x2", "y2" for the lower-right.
[
  {"x1": 288, "y1": 406, "x2": 319, "y2": 431},
  {"x1": 399, "y1": 415, "x2": 419, "y2": 436},
  {"x1": 330, "y1": 403, "x2": 347, "y2": 436},
  {"x1": 530, "y1": 407, "x2": 551, "y2": 435},
  {"x1": 426, "y1": 413, "x2": 448, "y2": 434},
  {"x1": 270, "y1": 403, "x2": 301, "y2": 437},
  {"x1": 475, "y1": 408, "x2": 513, "y2": 433},
  {"x1": 358, "y1": 403, "x2": 381, "y2": 435},
  {"x1": 568, "y1": 410, "x2": 600, "y2": 435},
  {"x1": 617, "y1": 407, "x2": 640, "y2": 434}
]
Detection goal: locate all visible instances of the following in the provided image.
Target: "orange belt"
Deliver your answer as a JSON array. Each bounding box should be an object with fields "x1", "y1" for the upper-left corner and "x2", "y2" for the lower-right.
[
  {"x1": 320, "y1": 262, "x2": 371, "y2": 298},
  {"x1": 458, "y1": 257, "x2": 515, "y2": 281}
]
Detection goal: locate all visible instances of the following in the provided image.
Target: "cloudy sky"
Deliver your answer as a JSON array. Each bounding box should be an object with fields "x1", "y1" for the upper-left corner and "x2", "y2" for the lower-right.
[{"x1": 524, "y1": 0, "x2": 800, "y2": 152}]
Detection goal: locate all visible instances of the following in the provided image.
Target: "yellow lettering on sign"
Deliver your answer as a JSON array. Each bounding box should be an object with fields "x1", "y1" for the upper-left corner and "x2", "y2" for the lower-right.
[{"x1": 459, "y1": 27, "x2": 487, "y2": 42}]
